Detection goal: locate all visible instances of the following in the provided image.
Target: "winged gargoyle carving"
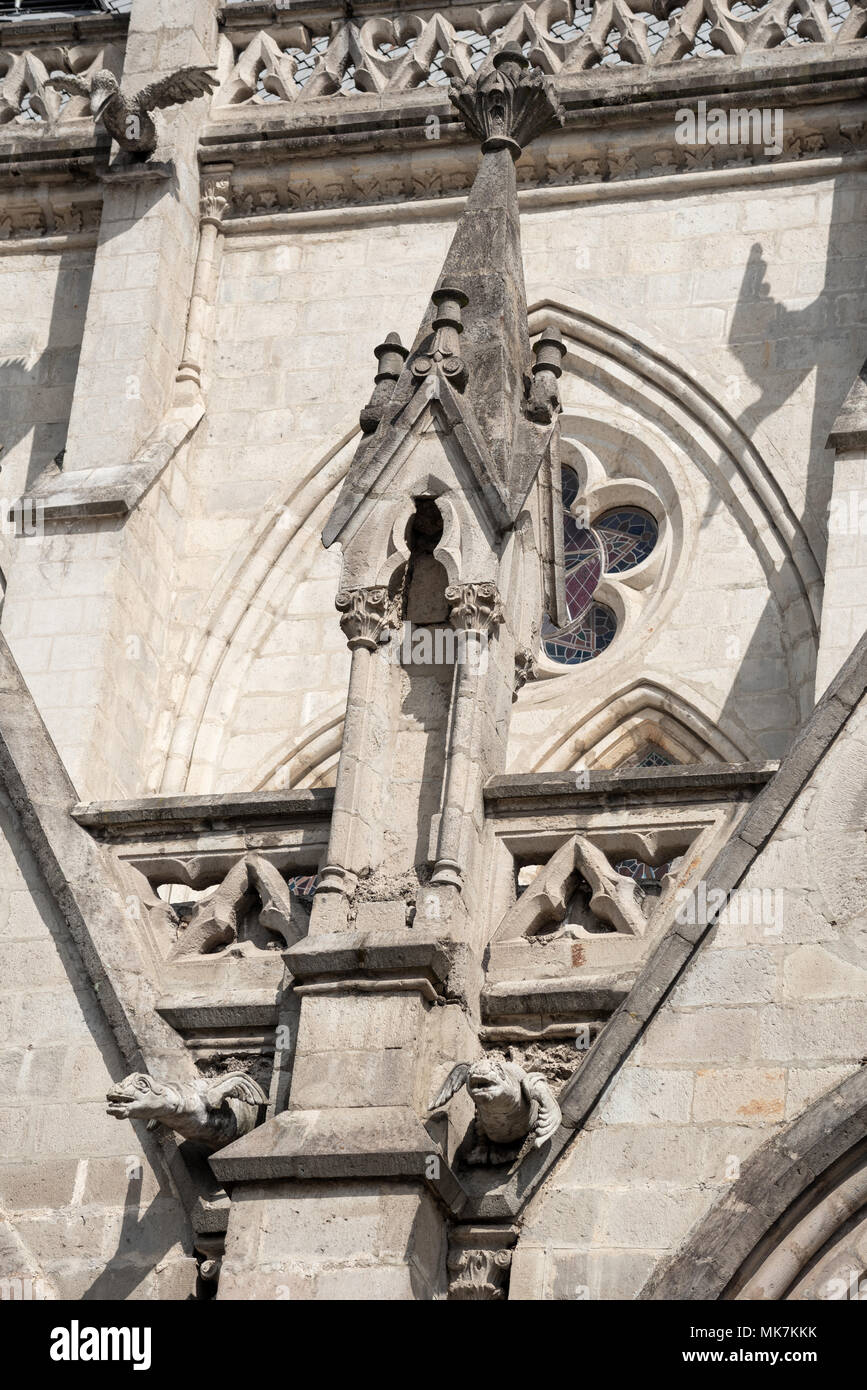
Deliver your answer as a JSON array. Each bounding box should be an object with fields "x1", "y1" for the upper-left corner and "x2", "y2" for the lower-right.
[
  {"x1": 494, "y1": 834, "x2": 648, "y2": 942},
  {"x1": 46, "y1": 65, "x2": 218, "y2": 155},
  {"x1": 429, "y1": 1056, "x2": 562, "y2": 1166},
  {"x1": 167, "y1": 853, "x2": 310, "y2": 960},
  {"x1": 106, "y1": 1071, "x2": 266, "y2": 1151}
]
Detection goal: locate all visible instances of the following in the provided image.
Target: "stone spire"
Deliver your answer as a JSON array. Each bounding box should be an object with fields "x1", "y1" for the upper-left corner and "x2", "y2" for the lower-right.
[{"x1": 323, "y1": 44, "x2": 565, "y2": 547}]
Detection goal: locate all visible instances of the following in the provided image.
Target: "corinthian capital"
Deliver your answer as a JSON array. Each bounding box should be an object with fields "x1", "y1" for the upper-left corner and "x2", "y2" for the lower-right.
[
  {"x1": 449, "y1": 44, "x2": 565, "y2": 158},
  {"x1": 200, "y1": 177, "x2": 230, "y2": 227},
  {"x1": 336, "y1": 586, "x2": 399, "y2": 650},
  {"x1": 445, "y1": 582, "x2": 504, "y2": 635}
]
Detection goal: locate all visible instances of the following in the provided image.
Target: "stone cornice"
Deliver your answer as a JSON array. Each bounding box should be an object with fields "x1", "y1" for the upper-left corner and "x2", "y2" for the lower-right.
[{"x1": 0, "y1": 10, "x2": 127, "y2": 46}]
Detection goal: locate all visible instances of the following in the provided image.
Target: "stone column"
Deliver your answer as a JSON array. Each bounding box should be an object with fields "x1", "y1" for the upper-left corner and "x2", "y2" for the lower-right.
[
  {"x1": 312, "y1": 586, "x2": 399, "y2": 931},
  {"x1": 431, "y1": 582, "x2": 504, "y2": 890},
  {"x1": 176, "y1": 174, "x2": 231, "y2": 391}
]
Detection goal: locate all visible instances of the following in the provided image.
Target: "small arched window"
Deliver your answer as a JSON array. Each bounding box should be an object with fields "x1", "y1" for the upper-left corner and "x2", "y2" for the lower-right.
[{"x1": 542, "y1": 466, "x2": 658, "y2": 665}]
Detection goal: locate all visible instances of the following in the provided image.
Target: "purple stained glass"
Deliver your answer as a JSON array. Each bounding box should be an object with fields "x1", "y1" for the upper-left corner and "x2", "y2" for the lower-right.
[
  {"x1": 544, "y1": 479, "x2": 659, "y2": 667},
  {"x1": 563, "y1": 524, "x2": 602, "y2": 624},
  {"x1": 596, "y1": 508, "x2": 658, "y2": 574}
]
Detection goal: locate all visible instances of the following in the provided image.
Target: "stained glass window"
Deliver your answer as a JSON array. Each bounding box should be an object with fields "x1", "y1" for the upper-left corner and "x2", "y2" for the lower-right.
[
  {"x1": 634, "y1": 748, "x2": 677, "y2": 768},
  {"x1": 614, "y1": 857, "x2": 673, "y2": 884},
  {"x1": 596, "y1": 508, "x2": 658, "y2": 574},
  {"x1": 285, "y1": 872, "x2": 319, "y2": 900},
  {"x1": 543, "y1": 467, "x2": 658, "y2": 665}
]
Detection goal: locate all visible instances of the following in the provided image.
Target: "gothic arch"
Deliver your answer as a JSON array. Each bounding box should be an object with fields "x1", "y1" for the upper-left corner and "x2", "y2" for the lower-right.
[
  {"x1": 526, "y1": 679, "x2": 763, "y2": 772},
  {"x1": 527, "y1": 295, "x2": 822, "y2": 623},
  {"x1": 156, "y1": 428, "x2": 357, "y2": 794},
  {"x1": 641, "y1": 1068, "x2": 867, "y2": 1301},
  {"x1": 249, "y1": 706, "x2": 344, "y2": 792}
]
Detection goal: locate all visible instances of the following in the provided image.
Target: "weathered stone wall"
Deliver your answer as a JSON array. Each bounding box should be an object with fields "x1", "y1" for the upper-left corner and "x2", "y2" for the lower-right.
[
  {"x1": 511, "y1": 691, "x2": 867, "y2": 1300},
  {"x1": 0, "y1": 783, "x2": 193, "y2": 1299}
]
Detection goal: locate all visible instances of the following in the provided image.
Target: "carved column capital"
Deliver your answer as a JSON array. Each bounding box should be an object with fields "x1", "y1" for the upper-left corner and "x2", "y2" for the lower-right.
[
  {"x1": 449, "y1": 44, "x2": 565, "y2": 157},
  {"x1": 336, "y1": 586, "x2": 400, "y2": 651},
  {"x1": 447, "y1": 1239, "x2": 514, "y2": 1300},
  {"x1": 200, "y1": 176, "x2": 230, "y2": 227},
  {"x1": 445, "y1": 582, "x2": 504, "y2": 635}
]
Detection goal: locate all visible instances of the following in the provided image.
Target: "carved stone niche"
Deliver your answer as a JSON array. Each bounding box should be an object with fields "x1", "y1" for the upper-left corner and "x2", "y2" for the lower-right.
[{"x1": 448, "y1": 1225, "x2": 518, "y2": 1300}]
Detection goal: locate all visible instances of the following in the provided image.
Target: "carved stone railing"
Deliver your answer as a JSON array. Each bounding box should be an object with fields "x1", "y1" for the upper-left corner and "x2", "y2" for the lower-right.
[
  {"x1": 0, "y1": 40, "x2": 123, "y2": 125},
  {"x1": 214, "y1": 0, "x2": 867, "y2": 106}
]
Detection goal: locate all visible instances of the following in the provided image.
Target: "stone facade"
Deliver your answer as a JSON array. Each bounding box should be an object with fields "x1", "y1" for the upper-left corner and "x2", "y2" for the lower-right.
[{"x1": 0, "y1": 0, "x2": 865, "y2": 1302}]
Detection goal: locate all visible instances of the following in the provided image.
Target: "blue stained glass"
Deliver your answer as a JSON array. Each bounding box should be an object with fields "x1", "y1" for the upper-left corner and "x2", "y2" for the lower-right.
[
  {"x1": 596, "y1": 508, "x2": 658, "y2": 574},
  {"x1": 542, "y1": 603, "x2": 616, "y2": 665},
  {"x1": 543, "y1": 478, "x2": 659, "y2": 667},
  {"x1": 615, "y1": 858, "x2": 673, "y2": 884},
  {"x1": 561, "y1": 464, "x2": 581, "y2": 509},
  {"x1": 634, "y1": 748, "x2": 676, "y2": 768}
]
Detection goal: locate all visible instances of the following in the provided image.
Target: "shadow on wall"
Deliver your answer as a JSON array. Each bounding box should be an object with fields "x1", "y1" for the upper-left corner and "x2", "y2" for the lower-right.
[
  {"x1": 82, "y1": 1169, "x2": 192, "y2": 1301},
  {"x1": 0, "y1": 248, "x2": 93, "y2": 492},
  {"x1": 721, "y1": 185, "x2": 867, "y2": 726}
]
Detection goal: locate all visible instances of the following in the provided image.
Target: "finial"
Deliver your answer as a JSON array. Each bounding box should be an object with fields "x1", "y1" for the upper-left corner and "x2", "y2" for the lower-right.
[
  {"x1": 412, "y1": 286, "x2": 469, "y2": 391},
  {"x1": 449, "y1": 44, "x2": 565, "y2": 158},
  {"x1": 359, "y1": 331, "x2": 408, "y2": 434},
  {"x1": 527, "y1": 325, "x2": 566, "y2": 424}
]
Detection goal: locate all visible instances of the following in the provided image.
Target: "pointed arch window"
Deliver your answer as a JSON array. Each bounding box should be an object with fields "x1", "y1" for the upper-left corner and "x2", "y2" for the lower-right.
[{"x1": 543, "y1": 465, "x2": 658, "y2": 665}]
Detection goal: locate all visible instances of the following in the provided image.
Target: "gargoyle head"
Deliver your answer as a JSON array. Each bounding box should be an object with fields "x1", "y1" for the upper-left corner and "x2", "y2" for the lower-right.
[
  {"x1": 106, "y1": 1073, "x2": 175, "y2": 1128},
  {"x1": 89, "y1": 69, "x2": 120, "y2": 119},
  {"x1": 464, "y1": 1056, "x2": 522, "y2": 1109}
]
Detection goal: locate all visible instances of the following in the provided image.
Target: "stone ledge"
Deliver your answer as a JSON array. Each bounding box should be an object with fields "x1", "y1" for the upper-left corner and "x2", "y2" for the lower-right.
[
  {"x1": 482, "y1": 975, "x2": 634, "y2": 1020},
  {"x1": 14, "y1": 394, "x2": 204, "y2": 523},
  {"x1": 156, "y1": 994, "x2": 280, "y2": 1031},
  {"x1": 283, "y1": 930, "x2": 460, "y2": 989},
  {"x1": 484, "y1": 762, "x2": 777, "y2": 814},
  {"x1": 209, "y1": 1104, "x2": 468, "y2": 1213},
  {"x1": 73, "y1": 787, "x2": 334, "y2": 836}
]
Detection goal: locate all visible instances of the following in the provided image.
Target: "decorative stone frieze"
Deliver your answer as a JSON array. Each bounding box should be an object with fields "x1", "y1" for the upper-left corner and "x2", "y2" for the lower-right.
[{"x1": 214, "y1": 2, "x2": 867, "y2": 112}]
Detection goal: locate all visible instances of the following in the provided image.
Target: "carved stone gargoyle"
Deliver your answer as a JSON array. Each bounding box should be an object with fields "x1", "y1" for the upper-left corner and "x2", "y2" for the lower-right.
[
  {"x1": 106, "y1": 1072, "x2": 267, "y2": 1152},
  {"x1": 167, "y1": 853, "x2": 311, "y2": 959},
  {"x1": 46, "y1": 65, "x2": 218, "y2": 156},
  {"x1": 429, "y1": 1056, "x2": 561, "y2": 1166}
]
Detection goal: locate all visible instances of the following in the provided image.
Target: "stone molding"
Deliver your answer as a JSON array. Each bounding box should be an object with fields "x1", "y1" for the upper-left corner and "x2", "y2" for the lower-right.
[{"x1": 448, "y1": 1224, "x2": 518, "y2": 1299}]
